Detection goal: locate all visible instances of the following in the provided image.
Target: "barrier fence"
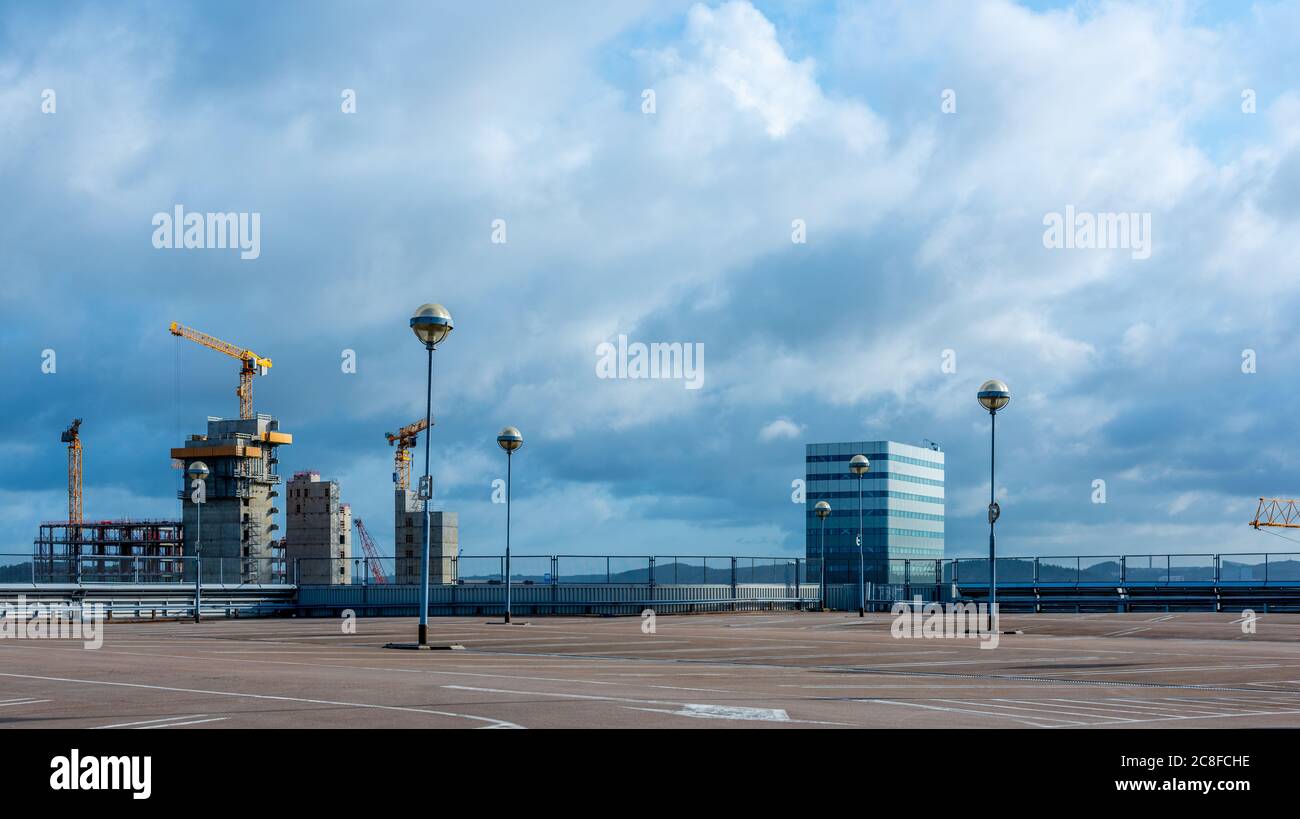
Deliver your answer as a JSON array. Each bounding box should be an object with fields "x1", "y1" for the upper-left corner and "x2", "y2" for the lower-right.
[
  {"x1": 944, "y1": 553, "x2": 1300, "y2": 585},
  {"x1": 6, "y1": 551, "x2": 1300, "y2": 589},
  {"x1": 6, "y1": 551, "x2": 1300, "y2": 618},
  {"x1": 297, "y1": 582, "x2": 819, "y2": 617},
  {"x1": 309, "y1": 554, "x2": 805, "y2": 586},
  {"x1": 3, "y1": 553, "x2": 289, "y2": 586}
]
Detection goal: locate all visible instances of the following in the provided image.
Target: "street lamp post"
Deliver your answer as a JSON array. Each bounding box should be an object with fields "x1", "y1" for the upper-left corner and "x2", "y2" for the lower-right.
[
  {"x1": 410, "y1": 303, "x2": 453, "y2": 647},
  {"x1": 849, "y1": 454, "x2": 870, "y2": 617},
  {"x1": 814, "y1": 500, "x2": 831, "y2": 611},
  {"x1": 977, "y1": 379, "x2": 1011, "y2": 631},
  {"x1": 496, "y1": 426, "x2": 523, "y2": 624},
  {"x1": 186, "y1": 461, "x2": 209, "y2": 624}
]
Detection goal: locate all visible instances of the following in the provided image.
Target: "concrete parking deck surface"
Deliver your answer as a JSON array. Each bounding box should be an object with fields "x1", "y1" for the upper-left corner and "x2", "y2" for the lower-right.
[{"x1": 3, "y1": 612, "x2": 1300, "y2": 729}]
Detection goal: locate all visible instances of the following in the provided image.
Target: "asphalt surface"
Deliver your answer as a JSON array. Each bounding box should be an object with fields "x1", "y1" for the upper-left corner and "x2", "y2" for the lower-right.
[{"x1": 3, "y1": 611, "x2": 1300, "y2": 728}]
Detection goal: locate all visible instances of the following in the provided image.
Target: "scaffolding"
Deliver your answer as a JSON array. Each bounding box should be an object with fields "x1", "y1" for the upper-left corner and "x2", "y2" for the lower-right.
[{"x1": 33, "y1": 519, "x2": 185, "y2": 583}]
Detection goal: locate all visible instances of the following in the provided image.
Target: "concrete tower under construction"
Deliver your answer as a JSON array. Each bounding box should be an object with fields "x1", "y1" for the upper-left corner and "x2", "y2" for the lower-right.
[
  {"x1": 173, "y1": 415, "x2": 291, "y2": 583},
  {"x1": 284, "y1": 471, "x2": 352, "y2": 585},
  {"x1": 394, "y1": 489, "x2": 457, "y2": 584}
]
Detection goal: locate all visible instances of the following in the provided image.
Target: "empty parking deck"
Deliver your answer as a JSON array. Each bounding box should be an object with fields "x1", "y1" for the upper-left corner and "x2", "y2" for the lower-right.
[{"x1": 2, "y1": 612, "x2": 1300, "y2": 729}]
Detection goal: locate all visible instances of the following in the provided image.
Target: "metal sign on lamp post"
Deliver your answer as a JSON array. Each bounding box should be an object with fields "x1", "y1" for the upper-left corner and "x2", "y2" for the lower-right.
[
  {"x1": 977, "y1": 379, "x2": 1011, "y2": 631},
  {"x1": 849, "y1": 454, "x2": 870, "y2": 617},
  {"x1": 386, "y1": 303, "x2": 457, "y2": 651}
]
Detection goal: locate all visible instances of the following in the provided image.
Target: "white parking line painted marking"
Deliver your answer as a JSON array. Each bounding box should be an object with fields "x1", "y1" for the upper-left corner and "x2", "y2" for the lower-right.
[
  {"x1": 0, "y1": 698, "x2": 51, "y2": 707},
  {"x1": 869, "y1": 656, "x2": 1107, "y2": 669},
  {"x1": 985, "y1": 698, "x2": 1141, "y2": 721},
  {"x1": 442, "y1": 685, "x2": 854, "y2": 726},
  {"x1": 1107, "y1": 697, "x2": 1261, "y2": 715},
  {"x1": 868, "y1": 699, "x2": 1065, "y2": 728},
  {"x1": 1162, "y1": 696, "x2": 1300, "y2": 711},
  {"x1": 1204, "y1": 695, "x2": 1300, "y2": 706},
  {"x1": 0, "y1": 672, "x2": 523, "y2": 729},
  {"x1": 2, "y1": 642, "x2": 759, "y2": 698},
  {"x1": 1044, "y1": 698, "x2": 1184, "y2": 718},
  {"x1": 141, "y1": 717, "x2": 228, "y2": 728},
  {"x1": 929, "y1": 700, "x2": 1092, "y2": 725},
  {"x1": 625, "y1": 704, "x2": 792, "y2": 722},
  {"x1": 93, "y1": 714, "x2": 213, "y2": 729},
  {"x1": 1047, "y1": 664, "x2": 1282, "y2": 676},
  {"x1": 1072, "y1": 708, "x2": 1300, "y2": 727}
]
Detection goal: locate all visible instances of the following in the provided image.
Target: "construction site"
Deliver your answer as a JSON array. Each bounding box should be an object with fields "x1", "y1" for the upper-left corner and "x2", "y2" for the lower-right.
[{"x1": 26, "y1": 322, "x2": 452, "y2": 592}]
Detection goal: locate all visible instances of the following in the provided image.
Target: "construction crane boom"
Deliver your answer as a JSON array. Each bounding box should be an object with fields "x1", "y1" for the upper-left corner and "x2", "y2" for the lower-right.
[
  {"x1": 385, "y1": 418, "x2": 431, "y2": 491},
  {"x1": 1251, "y1": 498, "x2": 1300, "y2": 529},
  {"x1": 353, "y1": 518, "x2": 388, "y2": 584},
  {"x1": 169, "y1": 322, "x2": 272, "y2": 420},
  {"x1": 61, "y1": 419, "x2": 83, "y2": 524}
]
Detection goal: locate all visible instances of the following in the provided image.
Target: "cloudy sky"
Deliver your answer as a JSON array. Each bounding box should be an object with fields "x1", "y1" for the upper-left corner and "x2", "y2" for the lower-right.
[{"x1": 2, "y1": 0, "x2": 1299, "y2": 564}]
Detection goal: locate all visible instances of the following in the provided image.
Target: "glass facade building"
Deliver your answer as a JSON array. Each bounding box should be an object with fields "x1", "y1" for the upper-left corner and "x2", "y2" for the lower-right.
[{"x1": 805, "y1": 440, "x2": 944, "y2": 586}]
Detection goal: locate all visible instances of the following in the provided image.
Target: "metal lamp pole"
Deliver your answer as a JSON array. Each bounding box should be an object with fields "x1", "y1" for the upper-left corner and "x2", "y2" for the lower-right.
[
  {"x1": 186, "y1": 461, "x2": 209, "y2": 624},
  {"x1": 814, "y1": 500, "x2": 831, "y2": 611},
  {"x1": 410, "y1": 304, "x2": 453, "y2": 647},
  {"x1": 497, "y1": 427, "x2": 523, "y2": 624},
  {"x1": 849, "y1": 454, "x2": 870, "y2": 617},
  {"x1": 977, "y1": 379, "x2": 1011, "y2": 631}
]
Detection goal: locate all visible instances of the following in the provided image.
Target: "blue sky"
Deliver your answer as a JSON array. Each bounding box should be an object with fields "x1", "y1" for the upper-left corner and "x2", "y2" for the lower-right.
[{"x1": 2, "y1": 0, "x2": 1300, "y2": 562}]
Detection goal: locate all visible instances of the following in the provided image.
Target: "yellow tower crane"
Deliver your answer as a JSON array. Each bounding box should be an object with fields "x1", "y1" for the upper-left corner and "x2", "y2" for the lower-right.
[
  {"x1": 385, "y1": 418, "x2": 431, "y2": 490},
  {"x1": 61, "y1": 419, "x2": 83, "y2": 523},
  {"x1": 169, "y1": 322, "x2": 272, "y2": 420}
]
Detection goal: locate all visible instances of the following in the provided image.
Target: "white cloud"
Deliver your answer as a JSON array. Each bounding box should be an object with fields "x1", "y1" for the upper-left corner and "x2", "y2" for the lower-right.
[
  {"x1": 682, "y1": 1, "x2": 821, "y2": 138},
  {"x1": 758, "y1": 418, "x2": 803, "y2": 441}
]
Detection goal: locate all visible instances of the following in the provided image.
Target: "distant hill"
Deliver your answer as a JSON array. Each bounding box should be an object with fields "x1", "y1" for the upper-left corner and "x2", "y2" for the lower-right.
[
  {"x1": 0, "y1": 562, "x2": 32, "y2": 583},
  {"x1": 460, "y1": 560, "x2": 798, "y2": 585},
  {"x1": 969, "y1": 557, "x2": 1300, "y2": 583}
]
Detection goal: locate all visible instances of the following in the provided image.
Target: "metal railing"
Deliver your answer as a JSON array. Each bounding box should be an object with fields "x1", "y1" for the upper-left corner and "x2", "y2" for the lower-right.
[
  {"x1": 8, "y1": 550, "x2": 1300, "y2": 591},
  {"x1": 296, "y1": 582, "x2": 819, "y2": 617},
  {"x1": 291, "y1": 554, "x2": 805, "y2": 587},
  {"x1": 3, "y1": 553, "x2": 289, "y2": 586},
  {"x1": 0, "y1": 554, "x2": 297, "y2": 621},
  {"x1": 944, "y1": 552, "x2": 1300, "y2": 586}
]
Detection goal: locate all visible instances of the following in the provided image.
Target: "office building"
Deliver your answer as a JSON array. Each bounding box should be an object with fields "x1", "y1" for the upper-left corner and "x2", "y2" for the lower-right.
[{"x1": 805, "y1": 440, "x2": 944, "y2": 586}]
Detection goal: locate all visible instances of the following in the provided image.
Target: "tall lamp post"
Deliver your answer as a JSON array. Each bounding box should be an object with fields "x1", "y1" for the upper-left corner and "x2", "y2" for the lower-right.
[
  {"x1": 187, "y1": 461, "x2": 209, "y2": 624},
  {"x1": 977, "y1": 379, "x2": 1010, "y2": 630},
  {"x1": 849, "y1": 454, "x2": 870, "y2": 617},
  {"x1": 410, "y1": 303, "x2": 453, "y2": 647},
  {"x1": 497, "y1": 426, "x2": 523, "y2": 624},
  {"x1": 814, "y1": 500, "x2": 831, "y2": 611}
]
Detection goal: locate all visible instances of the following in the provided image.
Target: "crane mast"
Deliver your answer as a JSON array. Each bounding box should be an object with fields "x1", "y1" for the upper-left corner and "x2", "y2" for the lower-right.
[
  {"x1": 169, "y1": 322, "x2": 272, "y2": 420},
  {"x1": 61, "y1": 419, "x2": 83, "y2": 523},
  {"x1": 385, "y1": 418, "x2": 431, "y2": 490}
]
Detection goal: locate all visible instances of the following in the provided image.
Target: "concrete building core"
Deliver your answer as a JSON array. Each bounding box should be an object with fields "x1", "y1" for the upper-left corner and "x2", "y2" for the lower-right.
[
  {"x1": 173, "y1": 415, "x2": 291, "y2": 584},
  {"x1": 284, "y1": 471, "x2": 352, "y2": 585},
  {"x1": 394, "y1": 489, "x2": 457, "y2": 584}
]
